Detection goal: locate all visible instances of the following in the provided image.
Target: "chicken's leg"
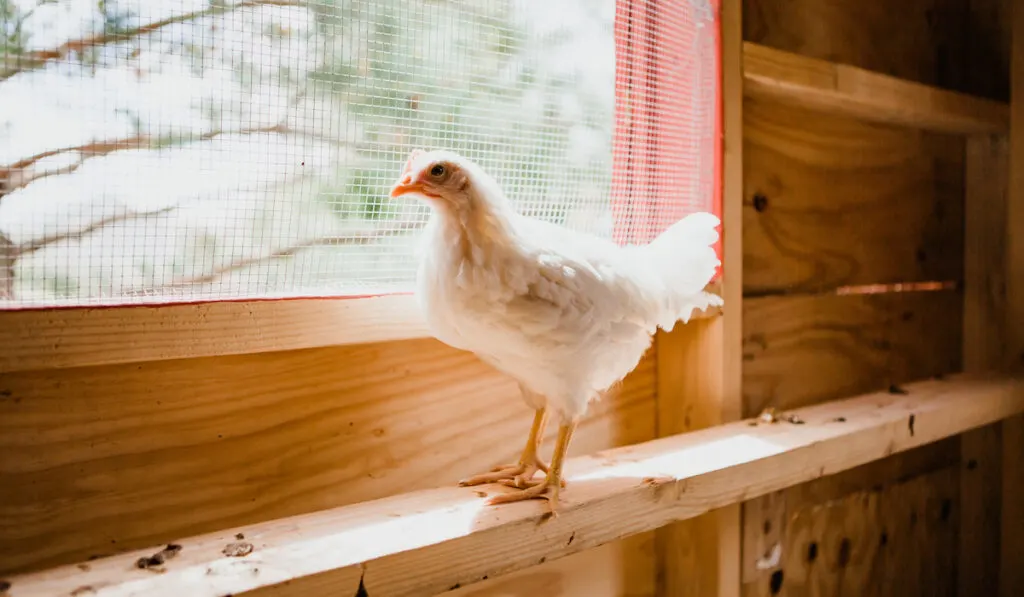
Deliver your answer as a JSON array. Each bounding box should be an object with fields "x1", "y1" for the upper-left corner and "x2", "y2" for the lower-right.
[
  {"x1": 458, "y1": 407, "x2": 551, "y2": 488},
  {"x1": 488, "y1": 419, "x2": 577, "y2": 511}
]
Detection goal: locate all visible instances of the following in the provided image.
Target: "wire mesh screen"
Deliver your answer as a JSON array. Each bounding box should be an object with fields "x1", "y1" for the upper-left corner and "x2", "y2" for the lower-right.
[{"x1": 0, "y1": 0, "x2": 720, "y2": 308}]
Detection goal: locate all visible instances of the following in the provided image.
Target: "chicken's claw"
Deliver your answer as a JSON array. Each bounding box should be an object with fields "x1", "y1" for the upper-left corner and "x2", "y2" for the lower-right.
[
  {"x1": 458, "y1": 463, "x2": 541, "y2": 488},
  {"x1": 491, "y1": 458, "x2": 550, "y2": 474},
  {"x1": 487, "y1": 475, "x2": 562, "y2": 512},
  {"x1": 497, "y1": 476, "x2": 566, "y2": 489}
]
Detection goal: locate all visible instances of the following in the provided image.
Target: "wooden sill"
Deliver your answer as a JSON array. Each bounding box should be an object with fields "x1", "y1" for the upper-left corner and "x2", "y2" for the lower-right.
[
  {"x1": 743, "y1": 42, "x2": 1010, "y2": 134},
  {"x1": 9, "y1": 375, "x2": 1022, "y2": 597},
  {"x1": 0, "y1": 293, "x2": 723, "y2": 373}
]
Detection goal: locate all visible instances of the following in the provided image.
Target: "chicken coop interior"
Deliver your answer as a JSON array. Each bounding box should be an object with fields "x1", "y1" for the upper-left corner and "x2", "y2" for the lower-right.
[{"x1": 2, "y1": 0, "x2": 1024, "y2": 595}]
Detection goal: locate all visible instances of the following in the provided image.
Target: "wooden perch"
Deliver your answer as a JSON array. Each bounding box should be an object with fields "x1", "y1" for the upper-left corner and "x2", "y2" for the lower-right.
[
  {"x1": 743, "y1": 42, "x2": 1010, "y2": 134},
  {"x1": 7, "y1": 375, "x2": 1023, "y2": 597}
]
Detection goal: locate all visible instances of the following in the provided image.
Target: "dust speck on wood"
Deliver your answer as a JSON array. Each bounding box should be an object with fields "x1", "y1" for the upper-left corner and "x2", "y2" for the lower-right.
[
  {"x1": 77, "y1": 563, "x2": 91, "y2": 571},
  {"x1": 474, "y1": 491, "x2": 488, "y2": 498},
  {"x1": 136, "y1": 544, "x2": 183, "y2": 571},
  {"x1": 71, "y1": 586, "x2": 97, "y2": 596},
  {"x1": 235, "y1": 532, "x2": 245, "y2": 540},
  {"x1": 222, "y1": 542, "x2": 254, "y2": 557}
]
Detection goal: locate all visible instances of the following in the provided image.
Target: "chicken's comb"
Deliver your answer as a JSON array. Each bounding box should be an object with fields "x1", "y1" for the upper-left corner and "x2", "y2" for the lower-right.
[{"x1": 402, "y1": 149, "x2": 425, "y2": 175}]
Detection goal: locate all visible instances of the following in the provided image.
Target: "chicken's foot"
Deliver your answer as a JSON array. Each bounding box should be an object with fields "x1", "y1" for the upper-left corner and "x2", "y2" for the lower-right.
[
  {"x1": 488, "y1": 420, "x2": 577, "y2": 512},
  {"x1": 459, "y1": 407, "x2": 549, "y2": 488}
]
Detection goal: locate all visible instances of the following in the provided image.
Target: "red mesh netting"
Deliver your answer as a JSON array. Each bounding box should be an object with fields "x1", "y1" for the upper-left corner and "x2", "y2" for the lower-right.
[{"x1": 611, "y1": 0, "x2": 722, "y2": 272}]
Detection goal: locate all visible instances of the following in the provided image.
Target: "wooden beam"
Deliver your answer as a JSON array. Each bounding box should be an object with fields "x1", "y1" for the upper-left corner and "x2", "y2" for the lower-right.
[
  {"x1": 0, "y1": 294, "x2": 427, "y2": 373},
  {"x1": 961, "y1": 134, "x2": 1009, "y2": 597},
  {"x1": 653, "y1": 1, "x2": 744, "y2": 596},
  {"x1": 8, "y1": 375, "x2": 1023, "y2": 597},
  {"x1": 0, "y1": 292, "x2": 724, "y2": 375},
  {"x1": 1001, "y1": 5, "x2": 1024, "y2": 595},
  {"x1": 743, "y1": 42, "x2": 1010, "y2": 135}
]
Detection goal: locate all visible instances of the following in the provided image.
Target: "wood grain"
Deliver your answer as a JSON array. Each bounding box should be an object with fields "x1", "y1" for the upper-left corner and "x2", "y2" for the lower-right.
[
  {"x1": 1005, "y1": 4, "x2": 1024, "y2": 595},
  {"x1": 0, "y1": 293, "x2": 721, "y2": 375},
  {"x1": 8, "y1": 374, "x2": 1024, "y2": 597},
  {"x1": 0, "y1": 338, "x2": 656, "y2": 575},
  {"x1": 743, "y1": 0, "x2": 967, "y2": 92},
  {"x1": 740, "y1": 437, "x2": 960, "y2": 589},
  {"x1": 963, "y1": 0, "x2": 1012, "y2": 101},
  {"x1": 0, "y1": 295, "x2": 430, "y2": 374},
  {"x1": 743, "y1": 98, "x2": 965, "y2": 296},
  {"x1": 743, "y1": 43, "x2": 1010, "y2": 135},
  {"x1": 652, "y1": 3, "x2": 746, "y2": 595},
  {"x1": 742, "y1": 290, "x2": 963, "y2": 415},
  {"x1": 959, "y1": 134, "x2": 1010, "y2": 596},
  {"x1": 964, "y1": 136, "x2": 1009, "y2": 373},
  {"x1": 654, "y1": 319, "x2": 726, "y2": 597},
  {"x1": 451, "y1": 536, "x2": 655, "y2": 597},
  {"x1": 744, "y1": 467, "x2": 960, "y2": 597}
]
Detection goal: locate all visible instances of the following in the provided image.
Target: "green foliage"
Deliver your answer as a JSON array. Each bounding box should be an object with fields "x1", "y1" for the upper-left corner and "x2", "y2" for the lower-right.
[{"x1": 309, "y1": 0, "x2": 613, "y2": 226}]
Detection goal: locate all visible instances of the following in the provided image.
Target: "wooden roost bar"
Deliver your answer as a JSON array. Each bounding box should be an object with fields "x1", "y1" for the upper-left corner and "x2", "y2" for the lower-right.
[{"x1": 1, "y1": 0, "x2": 1023, "y2": 596}]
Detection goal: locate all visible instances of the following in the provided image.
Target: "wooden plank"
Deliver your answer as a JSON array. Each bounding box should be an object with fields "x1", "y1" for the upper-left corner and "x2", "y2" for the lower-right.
[
  {"x1": 740, "y1": 437, "x2": 960, "y2": 596},
  {"x1": 742, "y1": 43, "x2": 1009, "y2": 135},
  {"x1": 960, "y1": 134, "x2": 1009, "y2": 596},
  {"x1": 0, "y1": 292, "x2": 723, "y2": 375},
  {"x1": 0, "y1": 295, "x2": 430, "y2": 373},
  {"x1": 450, "y1": 537, "x2": 654, "y2": 597},
  {"x1": 654, "y1": 319, "x2": 725, "y2": 597},
  {"x1": 742, "y1": 98, "x2": 965, "y2": 296},
  {"x1": 1002, "y1": 3, "x2": 1024, "y2": 594},
  {"x1": 742, "y1": 290, "x2": 963, "y2": 414},
  {"x1": 6, "y1": 375, "x2": 1024, "y2": 597},
  {"x1": 963, "y1": 135, "x2": 1009, "y2": 373},
  {"x1": 652, "y1": 1, "x2": 745, "y2": 595},
  {"x1": 746, "y1": 467, "x2": 959, "y2": 597},
  {"x1": 0, "y1": 339, "x2": 657, "y2": 575},
  {"x1": 964, "y1": 0, "x2": 1012, "y2": 102},
  {"x1": 959, "y1": 423, "x2": 1002, "y2": 597},
  {"x1": 742, "y1": 0, "x2": 968, "y2": 94},
  {"x1": 741, "y1": 288, "x2": 962, "y2": 595}
]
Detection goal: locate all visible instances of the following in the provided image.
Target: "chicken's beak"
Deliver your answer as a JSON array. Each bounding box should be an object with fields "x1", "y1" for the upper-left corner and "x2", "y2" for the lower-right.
[{"x1": 389, "y1": 174, "x2": 422, "y2": 198}]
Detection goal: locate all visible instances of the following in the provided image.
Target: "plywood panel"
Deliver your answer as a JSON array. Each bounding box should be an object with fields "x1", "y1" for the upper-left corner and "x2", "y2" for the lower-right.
[
  {"x1": 0, "y1": 338, "x2": 657, "y2": 575},
  {"x1": 741, "y1": 440, "x2": 959, "y2": 588},
  {"x1": 965, "y1": 0, "x2": 1012, "y2": 101},
  {"x1": 743, "y1": 467, "x2": 960, "y2": 597},
  {"x1": 741, "y1": 290, "x2": 963, "y2": 595},
  {"x1": 742, "y1": 290, "x2": 963, "y2": 415},
  {"x1": 743, "y1": 98, "x2": 964, "y2": 296},
  {"x1": 743, "y1": 0, "x2": 966, "y2": 92},
  {"x1": 449, "y1": 535, "x2": 655, "y2": 597}
]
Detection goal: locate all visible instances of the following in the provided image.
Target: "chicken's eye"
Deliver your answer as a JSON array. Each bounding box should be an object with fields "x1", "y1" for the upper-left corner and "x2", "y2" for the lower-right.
[{"x1": 429, "y1": 164, "x2": 446, "y2": 178}]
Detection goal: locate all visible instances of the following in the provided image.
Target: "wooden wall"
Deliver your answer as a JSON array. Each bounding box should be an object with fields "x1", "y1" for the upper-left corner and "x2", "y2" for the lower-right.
[
  {"x1": 0, "y1": 338, "x2": 659, "y2": 595},
  {"x1": 740, "y1": 0, "x2": 1010, "y2": 595}
]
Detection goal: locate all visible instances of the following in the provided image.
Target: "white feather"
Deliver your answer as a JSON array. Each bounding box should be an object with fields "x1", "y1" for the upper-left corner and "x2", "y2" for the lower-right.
[{"x1": 413, "y1": 152, "x2": 721, "y2": 421}]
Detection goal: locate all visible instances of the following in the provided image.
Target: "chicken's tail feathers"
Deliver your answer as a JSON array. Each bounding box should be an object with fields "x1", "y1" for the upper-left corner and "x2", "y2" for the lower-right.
[{"x1": 640, "y1": 211, "x2": 722, "y2": 329}]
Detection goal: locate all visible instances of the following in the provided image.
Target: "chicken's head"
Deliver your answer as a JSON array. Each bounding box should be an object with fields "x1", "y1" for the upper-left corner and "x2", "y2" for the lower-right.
[{"x1": 389, "y1": 149, "x2": 504, "y2": 218}]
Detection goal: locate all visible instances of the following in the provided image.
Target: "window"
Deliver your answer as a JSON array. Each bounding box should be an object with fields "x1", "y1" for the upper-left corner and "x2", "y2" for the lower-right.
[{"x1": 0, "y1": 0, "x2": 720, "y2": 308}]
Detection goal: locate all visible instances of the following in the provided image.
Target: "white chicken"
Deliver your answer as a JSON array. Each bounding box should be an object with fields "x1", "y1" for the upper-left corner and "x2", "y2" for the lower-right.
[{"x1": 390, "y1": 149, "x2": 722, "y2": 509}]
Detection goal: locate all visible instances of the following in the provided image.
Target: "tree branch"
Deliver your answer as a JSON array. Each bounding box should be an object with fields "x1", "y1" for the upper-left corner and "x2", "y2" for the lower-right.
[
  {"x1": 126, "y1": 219, "x2": 426, "y2": 295},
  {"x1": 13, "y1": 206, "x2": 178, "y2": 257},
  {"x1": 0, "y1": 120, "x2": 351, "y2": 198},
  {"x1": 0, "y1": 0, "x2": 310, "y2": 80}
]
